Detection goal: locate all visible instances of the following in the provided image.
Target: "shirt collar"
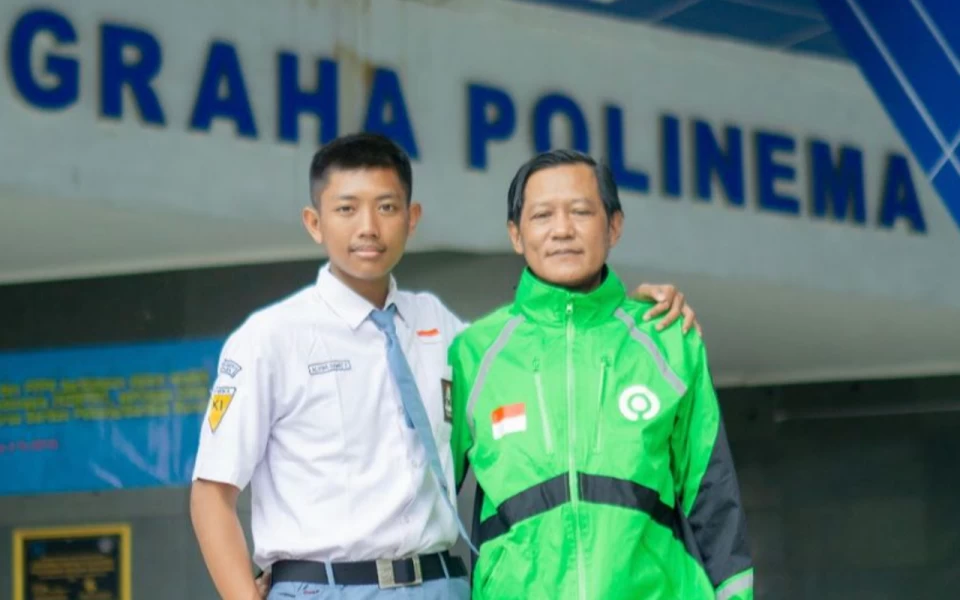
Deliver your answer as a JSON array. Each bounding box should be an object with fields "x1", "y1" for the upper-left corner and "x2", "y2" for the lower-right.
[{"x1": 315, "y1": 262, "x2": 408, "y2": 330}]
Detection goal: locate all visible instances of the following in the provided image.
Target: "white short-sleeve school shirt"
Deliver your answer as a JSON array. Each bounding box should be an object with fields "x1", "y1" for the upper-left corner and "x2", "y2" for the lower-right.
[{"x1": 191, "y1": 263, "x2": 467, "y2": 569}]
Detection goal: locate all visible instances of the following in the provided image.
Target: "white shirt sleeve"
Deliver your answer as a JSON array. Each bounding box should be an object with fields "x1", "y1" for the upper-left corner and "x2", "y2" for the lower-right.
[{"x1": 192, "y1": 321, "x2": 274, "y2": 490}]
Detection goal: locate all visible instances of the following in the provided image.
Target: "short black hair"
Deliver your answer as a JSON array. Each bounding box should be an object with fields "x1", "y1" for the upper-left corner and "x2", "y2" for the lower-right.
[
  {"x1": 309, "y1": 133, "x2": 413, "y2": 205},
  {"x1": 507, "y1": 149, "x2": 622, "y2": 224}
]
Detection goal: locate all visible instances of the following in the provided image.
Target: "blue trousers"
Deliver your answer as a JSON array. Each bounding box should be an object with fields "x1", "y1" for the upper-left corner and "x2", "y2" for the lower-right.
[{"x1": 267, "y1": 577, "x2": 470, "y2": 600}]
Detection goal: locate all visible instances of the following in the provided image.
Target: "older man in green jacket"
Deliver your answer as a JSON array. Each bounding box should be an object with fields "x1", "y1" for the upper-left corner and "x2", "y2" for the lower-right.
[{"x1": 449, "y1": 149, "x2": 753, "y2": 600}]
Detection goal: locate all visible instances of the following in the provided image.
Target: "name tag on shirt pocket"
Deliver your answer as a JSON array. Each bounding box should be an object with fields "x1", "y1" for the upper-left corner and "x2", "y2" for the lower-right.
[{"x1": 308, "y1": 360, "x2": 352, "y2": 376}]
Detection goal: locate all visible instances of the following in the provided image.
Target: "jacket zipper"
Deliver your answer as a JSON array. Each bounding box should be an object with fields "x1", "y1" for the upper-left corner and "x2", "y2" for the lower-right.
[
  {"x1": 566, "y1": 301, "x2": 587, "y2": 600},
  {"x1": 533, "y1": 360, "x2": 554, "y2": 455},
  {"x1": 594, "y1": 357, "x2": 609, "y2": 452}
]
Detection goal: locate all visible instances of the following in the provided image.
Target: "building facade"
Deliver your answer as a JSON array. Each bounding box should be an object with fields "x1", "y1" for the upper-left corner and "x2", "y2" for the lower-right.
[{"x1": 1, "y1": 1, "x2": 958, "y2": 597}]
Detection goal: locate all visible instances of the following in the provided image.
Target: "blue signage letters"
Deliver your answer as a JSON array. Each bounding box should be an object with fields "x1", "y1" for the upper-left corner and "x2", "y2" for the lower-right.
[
  {"x1": 190, "y1": 41, "x2": 258, "y2": 138},
  {"x1": 756, "y1": 131, "x2": 800, "y2": 216},
  {"x1": 277, "y1": 53, "x2": 338, "y2": 146},
  {"x1": 605, "y1": 105, "x2": 649, "y2": 194},
  {"x1": 9, "y1": 9, "x2": 78, "y2": 111},
  {"x1": 810, "y1": 142, "x2": 865, "y2": 225},
  {"x1": 467, "y1": 83, "x2": 516, "y2": 170},
  {"x1": 694, "y1": 120, "x2": 745, "y2": 206},
  {"x1": 363, "y1": 67, "x2": 420, "y2": 159},
  {"x1": 100, "y1": 23, "x2": 165, "y2": 125},
  {"x1": 6, "y1": 7, "x2": 928, "y2": 234},
  {"x1": 532, "y1": 92, "x2": 590, "y2": 155},
  {"x1": 660, "y1": 115, "x2": 682, "y2": 198}
]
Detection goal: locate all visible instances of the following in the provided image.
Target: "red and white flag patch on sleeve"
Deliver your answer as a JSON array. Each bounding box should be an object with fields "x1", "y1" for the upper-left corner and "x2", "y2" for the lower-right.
[{"x1": 491, "y1": 403, "x2": 526, "y2": 440}]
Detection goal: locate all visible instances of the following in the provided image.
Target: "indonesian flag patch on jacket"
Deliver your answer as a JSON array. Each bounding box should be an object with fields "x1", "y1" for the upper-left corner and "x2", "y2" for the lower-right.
[{"x1": 491, "y1": 403, "x2": 527, "y2": 440}]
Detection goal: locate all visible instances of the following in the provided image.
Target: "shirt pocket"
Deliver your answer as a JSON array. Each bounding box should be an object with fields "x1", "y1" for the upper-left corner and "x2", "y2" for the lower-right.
[{"x1": 281, "y1": 361, "x2": 346, "y2": 458}]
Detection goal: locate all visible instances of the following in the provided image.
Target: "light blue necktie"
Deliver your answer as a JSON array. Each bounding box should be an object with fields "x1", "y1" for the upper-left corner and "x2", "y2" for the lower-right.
[{"x1": 369, "y1": 305, "x2": 478, "y2": 556}]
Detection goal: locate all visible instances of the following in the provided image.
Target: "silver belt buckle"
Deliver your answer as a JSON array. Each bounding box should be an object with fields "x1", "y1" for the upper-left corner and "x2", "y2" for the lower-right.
[{"x1": 376, "y1": 556, "x2": 423, "y2": 589}]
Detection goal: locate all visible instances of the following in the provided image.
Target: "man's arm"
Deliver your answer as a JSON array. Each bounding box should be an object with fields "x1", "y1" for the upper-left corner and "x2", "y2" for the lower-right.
[
  {"x1": 671, "y1": 338, "x2": 753, "y2": 600},
  {"x1": 191, "y1": 480, "x2": 260, "y2": 600},
  {"x1": 190, "y1": 323, "x2": 274, "y2": 600}
]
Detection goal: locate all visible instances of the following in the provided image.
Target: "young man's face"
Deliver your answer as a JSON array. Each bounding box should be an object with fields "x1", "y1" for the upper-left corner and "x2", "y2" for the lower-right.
[
  {"x1": 508, "y1": 163, "x2": 622, "y2": 290},
  {"x1": 303, "y1": 167, "x2": 421, "y2": 284}
]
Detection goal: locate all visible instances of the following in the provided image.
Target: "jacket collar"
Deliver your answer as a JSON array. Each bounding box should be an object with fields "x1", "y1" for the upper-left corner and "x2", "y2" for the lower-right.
[{"x1": 513, "y1": 265, "x2": 625, "y2": 327}]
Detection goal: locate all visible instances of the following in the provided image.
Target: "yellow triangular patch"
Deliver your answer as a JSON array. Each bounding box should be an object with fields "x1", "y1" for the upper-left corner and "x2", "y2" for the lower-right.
[{"x1": 208, "y1": 387, "x2": 236, "y2": 432}]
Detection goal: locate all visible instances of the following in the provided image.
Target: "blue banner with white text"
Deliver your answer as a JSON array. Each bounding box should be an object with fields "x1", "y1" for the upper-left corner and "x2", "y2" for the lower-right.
[{"x1": 0, "y1": 338, "x2": 225, "y2": 496}]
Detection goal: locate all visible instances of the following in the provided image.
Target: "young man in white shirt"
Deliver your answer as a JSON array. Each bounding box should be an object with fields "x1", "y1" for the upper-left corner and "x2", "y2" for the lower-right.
[{"x1": 189, "y1": 133, "x2": 701, "y2": 600}]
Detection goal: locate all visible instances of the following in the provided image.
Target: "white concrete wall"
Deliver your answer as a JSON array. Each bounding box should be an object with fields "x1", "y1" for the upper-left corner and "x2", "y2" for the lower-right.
[{"x1": 0, "y1": 0, "x2": 957, "y2": 307}]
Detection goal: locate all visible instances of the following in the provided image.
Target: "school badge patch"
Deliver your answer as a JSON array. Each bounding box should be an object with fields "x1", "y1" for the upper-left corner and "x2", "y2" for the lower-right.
[{"x1": 208, "y1": 386, "x2": 236, "y2": 432}]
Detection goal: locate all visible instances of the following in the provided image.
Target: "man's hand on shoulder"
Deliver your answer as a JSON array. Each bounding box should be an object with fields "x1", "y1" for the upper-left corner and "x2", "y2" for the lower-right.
[{"x1": 629, "y1": 283, "x2": 702, "y2": 336}]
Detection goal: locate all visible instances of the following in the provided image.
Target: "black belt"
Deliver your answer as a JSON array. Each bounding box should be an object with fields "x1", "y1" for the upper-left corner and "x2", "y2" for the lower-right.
[{"x1": 271, "y1": 551, "x2": 467, "y2": 589}]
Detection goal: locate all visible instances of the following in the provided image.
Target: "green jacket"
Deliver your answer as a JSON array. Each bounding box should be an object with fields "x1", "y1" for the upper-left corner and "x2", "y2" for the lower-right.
[{"x1": 449, "y1": 267, "x2": 753, "y2": 600}]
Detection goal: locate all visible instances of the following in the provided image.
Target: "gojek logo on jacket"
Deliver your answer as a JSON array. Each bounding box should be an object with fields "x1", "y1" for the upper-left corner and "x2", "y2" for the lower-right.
[{"x1": 619, "y1": 386, "x2": 661, "y2": 422}]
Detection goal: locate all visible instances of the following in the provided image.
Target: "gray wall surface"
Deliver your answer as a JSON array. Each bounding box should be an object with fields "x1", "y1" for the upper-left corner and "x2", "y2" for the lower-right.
[{"x1": 721, "y1": 376, "x2": 960, "y2": 599}]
